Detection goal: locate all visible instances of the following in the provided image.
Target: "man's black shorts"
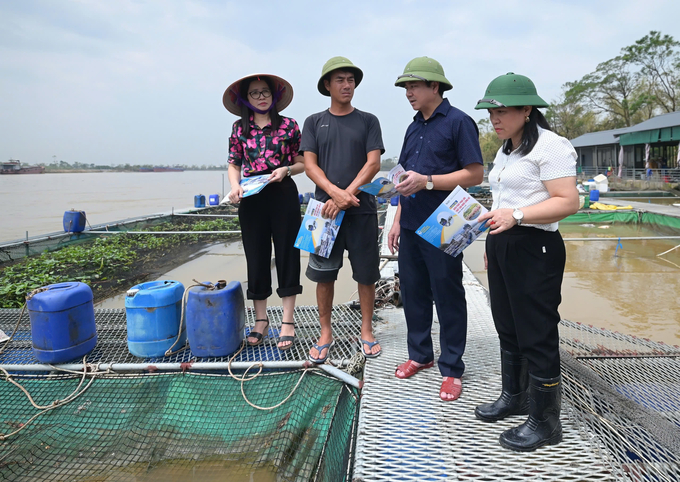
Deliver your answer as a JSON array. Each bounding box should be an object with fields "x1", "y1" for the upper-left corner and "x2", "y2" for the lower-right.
[{"x1": 305, "y1": 214, "x2": 380, "y2": 285}]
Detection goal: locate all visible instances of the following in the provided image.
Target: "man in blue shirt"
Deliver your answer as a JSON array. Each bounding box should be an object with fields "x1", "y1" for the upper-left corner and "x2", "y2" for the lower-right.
[{"x1": 388, "y1": 57, "x2": 484, "y2": 401}]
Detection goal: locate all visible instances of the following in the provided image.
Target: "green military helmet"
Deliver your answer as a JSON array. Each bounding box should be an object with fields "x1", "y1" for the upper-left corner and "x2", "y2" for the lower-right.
[
  {"x1": 475, "y1": 73, "x2": 548, "y2": 109},
  {"x1": 317, "y1": 56, "x2": 364, "y2": 96},
  {"x1": 394, "y1": 56, "x2": 453, "y2": 92}
]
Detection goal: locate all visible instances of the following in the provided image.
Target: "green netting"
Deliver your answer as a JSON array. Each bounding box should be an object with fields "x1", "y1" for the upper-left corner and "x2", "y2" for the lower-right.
[
  {"x1": 562, "y1": 211, "x2": 640, "y2": 224},
  {"x1": 0, "y1": 371, "x2": 359, "y2": 482},
  {"x1": 640, "y1": 211, "x2": 680, "y2": 233},
  {"x1": 562, "y1": 211, "x2": 680, "y2": 235}
]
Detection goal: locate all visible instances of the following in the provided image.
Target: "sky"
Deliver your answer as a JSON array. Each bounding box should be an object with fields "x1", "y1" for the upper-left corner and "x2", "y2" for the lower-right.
[{"x1": 1, "y1": 0, "x2": 678, "y2": 167}]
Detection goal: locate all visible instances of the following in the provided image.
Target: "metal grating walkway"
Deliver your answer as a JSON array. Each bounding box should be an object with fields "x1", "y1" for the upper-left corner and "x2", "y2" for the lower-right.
[
  {"x1": 354, "y1": 266, "x2": 680, "y2": 481},
  {"x1": 0, "y1": 304, "x2": 365, "y2": 365}
]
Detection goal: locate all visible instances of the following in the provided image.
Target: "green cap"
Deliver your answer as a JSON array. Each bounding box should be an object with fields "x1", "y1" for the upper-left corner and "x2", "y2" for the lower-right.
[
  {"x1": 394, "y1": 56, "x2": 452, "y2": 92},
  {"x1": 474, "y1": 72, "x2": 548, "y2": 109},
  {"x1": 317, "y1": 56, "x2": 363, "y2": 96}
]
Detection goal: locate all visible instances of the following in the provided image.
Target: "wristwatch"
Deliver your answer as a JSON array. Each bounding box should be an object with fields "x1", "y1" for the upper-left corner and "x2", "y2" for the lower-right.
[
  {"x1": 512, "y1": 208, "x2": 524, "y2": 226},
  {"x1": 286, "y1": 166, "x2": 292, "y2": 177},
  {"x1": 425, "y1": 175, "x2": 434, "y2": 191}
]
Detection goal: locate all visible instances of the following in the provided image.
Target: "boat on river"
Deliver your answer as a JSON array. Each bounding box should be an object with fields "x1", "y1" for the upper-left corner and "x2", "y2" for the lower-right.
[{"x1": 1, "y1": 159, "x2": 45, "y2": 174}]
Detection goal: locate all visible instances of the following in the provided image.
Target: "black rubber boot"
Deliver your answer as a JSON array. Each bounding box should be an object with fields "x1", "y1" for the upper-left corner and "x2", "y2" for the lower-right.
[
  {"x1": 499, "y1": 374, "x2": 563, "y2": 452},
  {"x1": 475, "y1": 350, "x2": 529, "y2": 422}
]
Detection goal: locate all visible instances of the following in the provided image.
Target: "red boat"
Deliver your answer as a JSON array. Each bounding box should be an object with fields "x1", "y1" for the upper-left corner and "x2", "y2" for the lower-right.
[{"x1": 1, "y1": 160, "x2": 45, "y2": 174}]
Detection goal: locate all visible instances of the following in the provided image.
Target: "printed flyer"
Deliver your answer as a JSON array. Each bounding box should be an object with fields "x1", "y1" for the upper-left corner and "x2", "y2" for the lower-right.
[
  {"x1": 358, "y1": 164, "x2": 408, "y2": 200},
  {"x1": 416, "y1": 186, "x2": 489, "y2": 258},
  {"x1": 294, "y1": 199, "x2": 345, "y2": 258},
  {"x1": 240, "y1": 174, "x2": 271, "y2": 198}
]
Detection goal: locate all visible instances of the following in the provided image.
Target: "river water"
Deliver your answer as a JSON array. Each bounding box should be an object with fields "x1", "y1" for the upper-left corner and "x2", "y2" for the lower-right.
[{"x1": 2, "y1": 171, "x2": 679, "y2": 346}]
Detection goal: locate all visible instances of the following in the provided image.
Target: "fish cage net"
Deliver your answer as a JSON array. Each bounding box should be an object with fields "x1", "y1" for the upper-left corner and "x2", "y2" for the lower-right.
[
  {"x1": 0, "y1": 370, "x2": 359, "y2": 482},
  {"x1": 0, "y1": 206, "x2": 238, "y2": 266},
  {"x1": 559, "y1": 319, "x2": 680, "y2": 481}
]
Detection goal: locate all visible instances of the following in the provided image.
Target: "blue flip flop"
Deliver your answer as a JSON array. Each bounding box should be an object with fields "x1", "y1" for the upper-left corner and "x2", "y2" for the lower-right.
[
  {"x1": 309, "y1": 340, "x2": 335, "y2": 364},
  {"x1": 362, "y1": 339, "x2": 382, "y2": 359}
]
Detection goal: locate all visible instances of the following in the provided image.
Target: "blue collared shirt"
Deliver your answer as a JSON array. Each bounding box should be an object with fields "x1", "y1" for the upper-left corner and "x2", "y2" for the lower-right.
[{"x1": 398, "y1": 98, "x2": 483, "y2": 231}]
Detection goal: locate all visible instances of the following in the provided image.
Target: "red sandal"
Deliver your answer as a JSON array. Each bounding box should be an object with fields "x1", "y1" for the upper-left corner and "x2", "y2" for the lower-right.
[
  {"x1": 440, "y1": 377, "x2": 462, "y2": 401},
  {"x1": 395, "y1": 360, "x2": 434, "y2": 379}
]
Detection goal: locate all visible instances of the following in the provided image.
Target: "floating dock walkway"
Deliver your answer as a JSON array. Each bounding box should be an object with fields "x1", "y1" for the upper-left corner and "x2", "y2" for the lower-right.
[{"x1": 1, "y1": 204, "x2": 679, "y2": 480}]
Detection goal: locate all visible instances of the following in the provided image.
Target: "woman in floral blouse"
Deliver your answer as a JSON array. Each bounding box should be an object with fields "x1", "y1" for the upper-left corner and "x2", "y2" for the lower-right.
[{"x1": 222, "y1": 73, "x2": 305, "y2": 350}]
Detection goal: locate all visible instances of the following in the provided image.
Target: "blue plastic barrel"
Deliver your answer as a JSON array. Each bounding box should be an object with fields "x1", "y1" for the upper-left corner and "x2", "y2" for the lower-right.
[
  {"x1": 185, "y1": 281, "x2": 245, "y2": 357},
  {"x1": 208, "y1": 194, "x2": 220, "y2": 206},
  {"x1": 589, "y1": 189, "x2": 600, "y2": 202},
  {"x1": 390, "y1": 196, "x2": 399, "y2": 206},
  {"x1": 63, "y1": 210, "x2": 87, "y2": 233},
  {"x1": 302, "y1": 193, "x2": 311, "y2": 204},
  {"x1": 194, "y1": 194, "x2": 205, "y2": 208},
  {"x1": 27, "y1": 282, "x2": 97, "y2": 364},
  {"x1": 125, "y1": 280, "x2": 186, "y2": 357},
  {"x1": 298, "y1": 193, "x2": 303, "y2": 204}
]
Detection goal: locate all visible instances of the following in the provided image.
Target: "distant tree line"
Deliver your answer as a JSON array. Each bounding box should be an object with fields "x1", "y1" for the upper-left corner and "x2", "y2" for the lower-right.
[
  {"x1": 44, "y1": 161, "x2": 228, "y2": 171},
  {"x1": 477, "y1": 31, "x2": 680, "y2": 165}
]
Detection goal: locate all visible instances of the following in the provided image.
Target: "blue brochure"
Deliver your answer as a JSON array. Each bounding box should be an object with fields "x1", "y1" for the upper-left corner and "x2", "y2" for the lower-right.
[
  {"x1": 240, "y1": 174, "x2": 271, "y2": 198},
  {"x1": 294, "y1": 199, "x2": 345, "y2": 258},
  {"x1": 358, "y1": 165, "x2": 407, "y2": 200},
  {"x1": 416, "y1": 185, "x2": 489, "y2": 258}
]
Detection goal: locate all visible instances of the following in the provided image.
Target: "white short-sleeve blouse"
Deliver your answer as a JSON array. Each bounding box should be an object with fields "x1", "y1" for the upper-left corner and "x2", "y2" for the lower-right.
[{"x1": 488, "y1": 127, "x2": 577, "y2": 232}]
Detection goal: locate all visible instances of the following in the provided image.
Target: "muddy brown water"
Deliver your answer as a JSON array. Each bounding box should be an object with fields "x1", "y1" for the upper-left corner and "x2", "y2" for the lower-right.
[
  {"x1": 466, "y1": 221, "x2": 680, "y2": 347},
  {"x1": 96, "y1": 239, "x2": 359, "y2": 309}
]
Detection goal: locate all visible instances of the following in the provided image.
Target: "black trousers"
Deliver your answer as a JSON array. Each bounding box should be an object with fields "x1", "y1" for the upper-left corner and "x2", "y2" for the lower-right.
[
  {"x1": 399, "y1": 228, "x2": 467, "y2": 378},
  {"x1": 485, "y1": 226, "x2": 565, "y2": 378},
  {"x1": 238, "y1": 177, "x2": 302, "y2": 300}
]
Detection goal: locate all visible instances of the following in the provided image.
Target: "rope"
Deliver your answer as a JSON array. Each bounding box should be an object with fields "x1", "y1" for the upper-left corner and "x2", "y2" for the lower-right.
[
  {"x1": 226, "y1": 337, "x2": 310, "y2": 411},
  {"x1": 0, "y1": 287, "x2": 49, "y2": 356},
  {"x1": 164, "y1": 279, "x2": 213, "y2": 357},
  {"x1": 0, "y1": 356, "x2": 112, "y2": 440}
]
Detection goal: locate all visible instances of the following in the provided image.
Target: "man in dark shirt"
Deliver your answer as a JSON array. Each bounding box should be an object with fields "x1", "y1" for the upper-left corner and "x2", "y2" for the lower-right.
[
  {"x1": 301, "y1": 56, "x2": 385, "y2": 363},
  {"x1": 388, "y1": 57, "x2": 484, "y2": 400}
]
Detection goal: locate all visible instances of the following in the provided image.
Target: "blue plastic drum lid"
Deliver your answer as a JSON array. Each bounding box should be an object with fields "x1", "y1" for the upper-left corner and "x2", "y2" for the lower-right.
[
  {"x1": 27, "y1": 282, "x2": 97, "y2": 364},
  {"x1": 185, "y1": 281, "x2": 245, "y2": 358},
  {"x1": 125, "y1": 280, "x2": 186, "y2": 358}
]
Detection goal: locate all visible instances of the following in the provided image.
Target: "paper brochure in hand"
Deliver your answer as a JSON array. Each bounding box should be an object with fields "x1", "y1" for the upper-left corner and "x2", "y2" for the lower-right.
[
  {"x1": 416, "y1": 185, "x2": 489, "y2": 258},
  {"x1": 358, "y1": 164, "x2": 408, "y2": 200},
  {"x1": 240, "y1": 175, "x2": 271, "y2": 198},
  {"x1": 294, "y1": 199, "x2": 345, "y2": 258}
]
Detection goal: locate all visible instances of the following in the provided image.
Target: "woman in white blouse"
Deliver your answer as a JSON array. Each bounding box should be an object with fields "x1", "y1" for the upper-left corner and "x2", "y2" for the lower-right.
[{"x1": 474, "y1": 73, "x2": 579, "y2": 452}]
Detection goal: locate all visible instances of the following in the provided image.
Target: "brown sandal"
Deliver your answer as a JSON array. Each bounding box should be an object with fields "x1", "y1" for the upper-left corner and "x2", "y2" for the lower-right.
[{"x1": 247, "y1": 318, "x2": 269, "y2": 347}]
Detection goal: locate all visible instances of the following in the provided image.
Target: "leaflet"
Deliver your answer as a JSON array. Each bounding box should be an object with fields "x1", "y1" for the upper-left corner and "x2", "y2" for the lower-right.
[
  {"x1": 416, "y1": 185, "x2": 489, "y2": 258},
  {"x1": 294, "y1": 199, "x2": 345, "y2": 258},
  {"x1": 240, "y1": 174, "x2": 271, "y2": 198},
  {"x1": 358, "y1": 164, "x2": 408, "y2": 200}
]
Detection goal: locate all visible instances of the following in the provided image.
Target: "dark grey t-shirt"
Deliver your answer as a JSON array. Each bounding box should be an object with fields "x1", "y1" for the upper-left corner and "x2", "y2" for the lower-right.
[{"x1": 300, "y1": 108, "x2": 385, "y2": 215}]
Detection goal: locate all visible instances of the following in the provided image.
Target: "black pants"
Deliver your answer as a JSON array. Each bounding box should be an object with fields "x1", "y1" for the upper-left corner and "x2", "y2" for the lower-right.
[
  {"x1": 399, "y1": 228, "x2": 467, "y2": 378},
  {"x1": 486, "y1": 226, "x2": 565, "y2": 378},
  {"x1": 238, "y1": 177, "x2": 302, "y2": 300}
]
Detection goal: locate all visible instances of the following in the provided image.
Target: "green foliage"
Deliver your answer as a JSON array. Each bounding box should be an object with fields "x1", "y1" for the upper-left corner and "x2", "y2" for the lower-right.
[
  {"x1": 380, "y1": 157, "x2": 398, "y2": 170},
  {"x1": 560, "y1": 30, "x2": 680, "y2": 132},
  {"x1": 0, "y1": 218, "x2": 240, "y2": 308},
  {"x1": 477, "y1": 119, "x2": 503, "y2": 166},
  {"x1": 547, "y1": 91, "x2": 600, "y2": 139},
  {"x1": 621, "y1": 31, "x2": 680, "y2": 113}
]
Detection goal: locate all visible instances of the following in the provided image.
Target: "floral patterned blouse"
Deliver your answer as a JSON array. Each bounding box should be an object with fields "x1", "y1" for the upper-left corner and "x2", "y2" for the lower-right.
[{"x1": 228, "y1": 116, "x2": 301, "y2": 177}]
